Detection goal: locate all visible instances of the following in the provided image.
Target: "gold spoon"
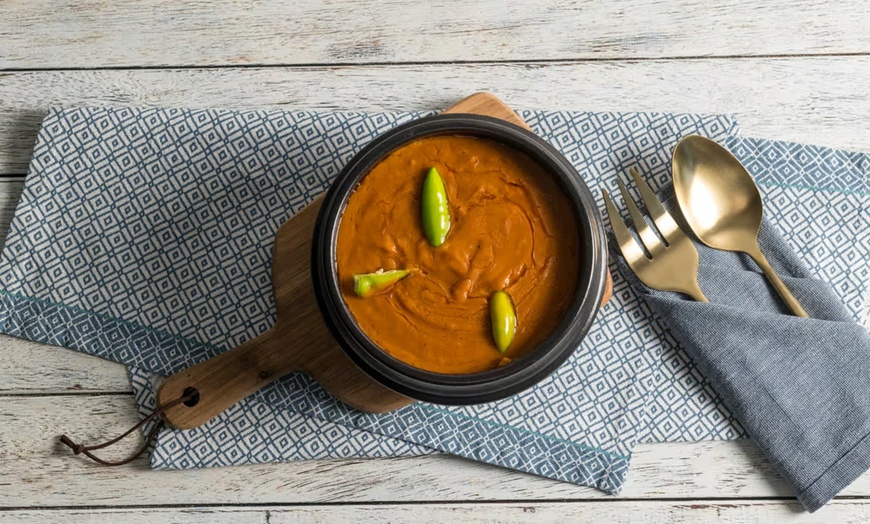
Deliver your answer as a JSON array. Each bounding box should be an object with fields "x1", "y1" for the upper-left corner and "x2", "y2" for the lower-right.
[{"x1": 672, "y1": 135, "x2": 809, "y2": 317}]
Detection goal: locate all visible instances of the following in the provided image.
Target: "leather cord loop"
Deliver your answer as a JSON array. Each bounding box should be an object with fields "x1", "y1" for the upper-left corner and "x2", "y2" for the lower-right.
[{"x1": 59, "y1": 390, "x2": 196, "y2": 466}]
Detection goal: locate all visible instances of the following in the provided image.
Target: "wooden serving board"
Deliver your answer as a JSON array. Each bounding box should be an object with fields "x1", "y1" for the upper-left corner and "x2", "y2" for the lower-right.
[{"x1": 158, "y1": 93, "x2": 613, "y2": 429}]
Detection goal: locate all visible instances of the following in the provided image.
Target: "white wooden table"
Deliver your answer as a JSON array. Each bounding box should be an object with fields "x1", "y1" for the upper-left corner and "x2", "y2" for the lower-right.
[{"x1": 1, "y1": 2, "x2": 868, "y2": 522}]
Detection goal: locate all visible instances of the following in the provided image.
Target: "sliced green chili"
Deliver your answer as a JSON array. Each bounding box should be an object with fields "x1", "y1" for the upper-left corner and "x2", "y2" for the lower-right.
[
  {"x1": 353, "y1": 269, "x2": 410, "y2": 297},
  {"x1": 489, "y1": 290, "x2": 517, "y2": 354},
  {"x1": 421, "y1": 167, "x2": 450, "y2": 246}
]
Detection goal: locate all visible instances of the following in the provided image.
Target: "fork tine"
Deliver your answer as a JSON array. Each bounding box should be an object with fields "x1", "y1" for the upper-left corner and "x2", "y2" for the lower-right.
[
  {"x1": 629, "y1": 167, "x2": 684, "y2": 246},
  {"x1": 616, "y1": 178, "x2": 662, "y2": 253},
  {"x1": 602, "y1": 188, "x2": 647, "y2": 263}
]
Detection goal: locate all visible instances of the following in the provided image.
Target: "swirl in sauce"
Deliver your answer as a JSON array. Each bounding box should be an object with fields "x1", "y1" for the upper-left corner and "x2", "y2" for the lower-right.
[{"x1": 337, "y1": 136, "x2": 580, "y2": 374}]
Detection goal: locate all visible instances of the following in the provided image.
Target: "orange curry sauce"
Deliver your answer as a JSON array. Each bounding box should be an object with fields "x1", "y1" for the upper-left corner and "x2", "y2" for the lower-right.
[{"x1": 336, "y1": 136, "x2": 580, "y2": 374}]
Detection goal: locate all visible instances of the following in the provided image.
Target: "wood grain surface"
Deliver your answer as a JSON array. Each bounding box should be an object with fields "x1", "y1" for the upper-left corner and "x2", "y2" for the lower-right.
[
  {"x1": 1, "y1": 58, "x2": 869, "y2": 176},
  {"x1": 0, "y1": 1, "x2": 868, "y2": 521},
  {"x1": 5, "y1": 393, "x2": 870, "y2": 506},
  {"x1": 2, "y1": 0, "x2": 868, "y2": 68},
  {"x1": 7, "y1": 501, "x2": 870, "y2": 524}
]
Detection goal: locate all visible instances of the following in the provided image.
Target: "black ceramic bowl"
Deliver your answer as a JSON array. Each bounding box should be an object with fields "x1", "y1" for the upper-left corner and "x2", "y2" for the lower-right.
[{"x1": 312, "y1": 114, "x2": 607, "y2": 405}]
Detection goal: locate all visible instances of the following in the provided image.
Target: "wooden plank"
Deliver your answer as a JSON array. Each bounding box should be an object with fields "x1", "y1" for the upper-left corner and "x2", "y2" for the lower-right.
[
  {"x1": 2, "y1": 0, "x2": 868, "y2": 69},
  {"x1": 1, "y1": 58, "x2": 869, "y2": 175},
  {"x1": 4, "y1": 500, "x2": 870, "y2": 523},
  {"x1": 1, "y1": 508, "x2": 265, "y2": 523},
  {"x1": 2, "y1": 394, "x2": 870, "y2": 506},
  {"x1": 0, "y1": 336, "x2": 131, "y2": 394},
  {"x1": 0, "y1": 180, "x2": 20, "y2": 246}
]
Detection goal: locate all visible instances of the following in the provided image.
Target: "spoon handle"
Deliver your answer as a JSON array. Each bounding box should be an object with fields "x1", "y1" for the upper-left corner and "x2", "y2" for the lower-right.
[{"x1": 747, "y1": 246, "x2": 810, "y2": 318}]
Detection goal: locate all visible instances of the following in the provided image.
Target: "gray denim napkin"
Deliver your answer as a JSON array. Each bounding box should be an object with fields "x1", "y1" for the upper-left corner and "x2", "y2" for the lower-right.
[{"x1": 610, "y1": 180, "x2": 870, "y2": 512}]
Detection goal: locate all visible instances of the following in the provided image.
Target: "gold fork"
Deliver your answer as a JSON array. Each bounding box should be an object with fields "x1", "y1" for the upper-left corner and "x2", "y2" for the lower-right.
[{"x1": 602, "y1": 168, "x2": 709, "y2": 302}]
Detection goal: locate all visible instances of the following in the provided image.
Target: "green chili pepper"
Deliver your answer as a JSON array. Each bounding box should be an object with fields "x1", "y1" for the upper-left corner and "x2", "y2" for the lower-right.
[
  {"x1": 353, "y1": 269, "x2": 410, "y2": 297},
  {"x1": 421, "y1": 167, "x2": 450, "y2": 246},
  {"x1": 489, "y1": 291, "x2": 517, "y2": 354}
]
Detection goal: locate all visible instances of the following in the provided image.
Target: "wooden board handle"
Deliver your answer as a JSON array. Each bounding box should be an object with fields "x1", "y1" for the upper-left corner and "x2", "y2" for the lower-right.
[
  {"x1": 159, "y1": 198, "x2": 412, "y2": 429},
  {"x1": 157, "y1": 328, "x2": 295, "y2": 429}
]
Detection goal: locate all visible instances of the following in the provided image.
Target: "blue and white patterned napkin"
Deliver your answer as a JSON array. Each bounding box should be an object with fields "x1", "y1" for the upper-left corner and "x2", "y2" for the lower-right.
[
  {"x1": 131, "y1": 135, "x2": 868, "y2": 467},
  {"x1": 0, "y1": 106, "x2": 738, "y2": 492}
]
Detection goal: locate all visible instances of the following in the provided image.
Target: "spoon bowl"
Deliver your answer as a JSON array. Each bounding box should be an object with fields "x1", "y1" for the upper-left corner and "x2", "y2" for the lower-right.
[
  {"x1": 672, "y1": 136, "x2": 762, "y2": 249},
  {"x1": 672, "y1": 135, "x2": 809, "y2": 317}
]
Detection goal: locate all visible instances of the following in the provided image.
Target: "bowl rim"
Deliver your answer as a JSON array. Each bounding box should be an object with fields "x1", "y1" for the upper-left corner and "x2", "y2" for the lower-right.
[{"x1": 311, "y1": 114, "x2": 608, "y2": 404}]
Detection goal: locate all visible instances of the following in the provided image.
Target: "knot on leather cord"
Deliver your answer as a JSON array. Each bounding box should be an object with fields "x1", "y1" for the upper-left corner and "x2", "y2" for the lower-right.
[
  {"x1": 59, "y1": 389, "x2": 197, "y2": 466},
  {"x1": 59, "y1": 435, "x2": 85, "y2": 455}
]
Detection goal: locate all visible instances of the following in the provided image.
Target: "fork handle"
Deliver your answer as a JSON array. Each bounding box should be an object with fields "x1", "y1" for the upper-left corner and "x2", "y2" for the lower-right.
[
  {"x1": 685, "y1": 283, "x2": 709, "y2": 303},
  {"x1": 746, "y1": 246, "x2": 810, "y2": 318}
]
